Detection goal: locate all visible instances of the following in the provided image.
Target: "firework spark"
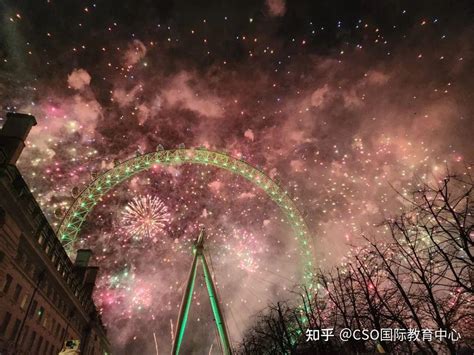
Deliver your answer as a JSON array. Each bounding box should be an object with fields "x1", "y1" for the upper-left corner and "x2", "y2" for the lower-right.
[
  {"x1": 5, "y1": 0, "x2": 472, "y2": 352},
  {"x1": 122, "y1": 195, "x2": 170, "y2": 240},
  {"x1": 217, "y1": 229, "x2": 265, "y2": 273}
]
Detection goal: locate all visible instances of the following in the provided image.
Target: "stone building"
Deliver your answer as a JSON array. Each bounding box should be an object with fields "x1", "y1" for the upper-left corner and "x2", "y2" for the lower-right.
[{"x1": 0, "y1": 112, "x2": 110, "y2": 354}]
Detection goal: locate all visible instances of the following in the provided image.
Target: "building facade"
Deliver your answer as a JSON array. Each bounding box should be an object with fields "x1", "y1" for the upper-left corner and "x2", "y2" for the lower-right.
[{"x1": 0, "y1": 113, "x2": 110, "y2": 354}]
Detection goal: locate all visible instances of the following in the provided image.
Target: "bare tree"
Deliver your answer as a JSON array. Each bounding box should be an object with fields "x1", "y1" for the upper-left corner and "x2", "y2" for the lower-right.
[{"x1": 237, "y1": 172, "x2": 473, "y2": 354}]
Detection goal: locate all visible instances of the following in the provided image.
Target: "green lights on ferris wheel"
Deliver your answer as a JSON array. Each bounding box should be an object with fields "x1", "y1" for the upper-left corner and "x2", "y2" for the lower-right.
[{"x1": 57, "y1": 148, "x2": 314, "y2": 284}]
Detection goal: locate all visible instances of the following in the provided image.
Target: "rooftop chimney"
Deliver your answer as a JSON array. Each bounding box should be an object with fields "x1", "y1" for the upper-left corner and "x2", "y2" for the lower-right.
[
  {"x1": 74, "y1": 249, "x2": 98, "y2": 298},
  {"x1": 0, "y1": 112, "x2": 37, "y2": 165},
  {"x1": 75, "y1": 249, "x2": 93, "y2": 267},
  {"x1": 82, "y1": 267, "x2": 99, "y2": 297}
]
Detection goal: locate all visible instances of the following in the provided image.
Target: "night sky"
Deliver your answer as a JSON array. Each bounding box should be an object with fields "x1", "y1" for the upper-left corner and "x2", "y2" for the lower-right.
[{"x1": 1, "y1": 0, "x2": 473, "y2": 353}]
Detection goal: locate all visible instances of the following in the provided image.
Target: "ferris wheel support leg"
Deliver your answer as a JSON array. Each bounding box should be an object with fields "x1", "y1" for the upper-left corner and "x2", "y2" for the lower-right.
[
  {"x1": 200, "y1": 253, "x2": 232, "y2": 355},
  {"x1": 172, "y1": 251, "x2": 199, "y2": 355}
]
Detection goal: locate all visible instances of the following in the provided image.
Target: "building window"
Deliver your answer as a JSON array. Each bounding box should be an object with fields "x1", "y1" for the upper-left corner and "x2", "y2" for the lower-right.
[
  {"x1": 45, "y1": 243, "x2": 50, "y2": 255},
  {"x1": 0, "y1": 312, "x2": 11, "y2": 335},
  {"x1": 1, "y1": 274, "x2": 12, "y2": 294},
  {"x1": 21, "y1": 255, "x2": 29, "y2": 269},
  {"x1": 13, "y1": 284, "x2": 22, "y2": 302},
  {"x1": 20, "y1": 253, "x2": 28, "y2": 268},
  {"x1": 19, "y1": 325, "x2": 29, "y2": 346},
  {"x1": 29, "y1": 330, "x2": 37, "y2": 349},
  {"x1": 26, "y1": 201, "x2": 35, "y2": 214},
  {"x1": 38, "y1": 233, "x2": 45, "y2": 245},
  {"x1": 29, "y1": 263, "x2": 35, "y2": 278},
  {"x1": 42, "y1": 279, "x2": 48, "y2": 293},
  {"x1": 28, "y1": 300, "x2": 38, "y2": 318},
  {"x1": 34, "y1": 269, "x2": 43, "y2": 283},
  {"x1": 37, "y1": 336, "x2": 44, "y2": 353},
  {"x1": 37, "y1": 306, "x2": 45, "y2": 322},
  {"x1": 20, "y1": 293, "x2": 29, "y2": 310},
  {"x1": 42, "y1": 314, "x2": 49, "y2": 328},
  {"x1": 16, "y1": 250, "x2": 24, "y2": 264},
  {"x1": 9, "y1": 318, "x2": 21, "y2": 340}
]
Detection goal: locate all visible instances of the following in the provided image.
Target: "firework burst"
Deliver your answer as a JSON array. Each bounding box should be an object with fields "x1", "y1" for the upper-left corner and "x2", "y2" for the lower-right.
[
  {"x1": 217, "y1": 229, "x2": 265, "y2": 273},
  {"x1": 122, "y1": 195, "x2": 170, "y2": 240}
]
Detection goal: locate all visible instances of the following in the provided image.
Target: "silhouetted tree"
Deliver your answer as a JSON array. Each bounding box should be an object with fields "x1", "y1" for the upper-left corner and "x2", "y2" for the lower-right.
[{"x1": 237, "y1": 171, "x2": 473, "y2": 354}]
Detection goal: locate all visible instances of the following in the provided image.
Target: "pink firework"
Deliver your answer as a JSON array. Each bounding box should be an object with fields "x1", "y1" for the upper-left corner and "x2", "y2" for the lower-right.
[
  {"x1": 220, "y1": 229, "x2": 264, "y2": 273},
  {"x1": 122, "y1": 195, "x2": 170, "y2": 239}
]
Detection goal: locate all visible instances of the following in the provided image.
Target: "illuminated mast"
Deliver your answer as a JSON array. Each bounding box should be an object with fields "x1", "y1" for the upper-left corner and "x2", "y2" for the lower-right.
[{"x1": 172, "y1": 229, "x2": 232, "y2": 355}]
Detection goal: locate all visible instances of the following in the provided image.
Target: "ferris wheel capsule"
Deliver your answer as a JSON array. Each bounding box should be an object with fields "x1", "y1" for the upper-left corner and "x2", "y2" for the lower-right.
[
  {"x1": 54, "y1": 207, "x2": 65, "y2": 219},
  {"x1": 71, "y1": 186, "x2": 80, "y2": 198},
  {"x1": 156, "y1": 144, "x2": 164, "y2": 151}
]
